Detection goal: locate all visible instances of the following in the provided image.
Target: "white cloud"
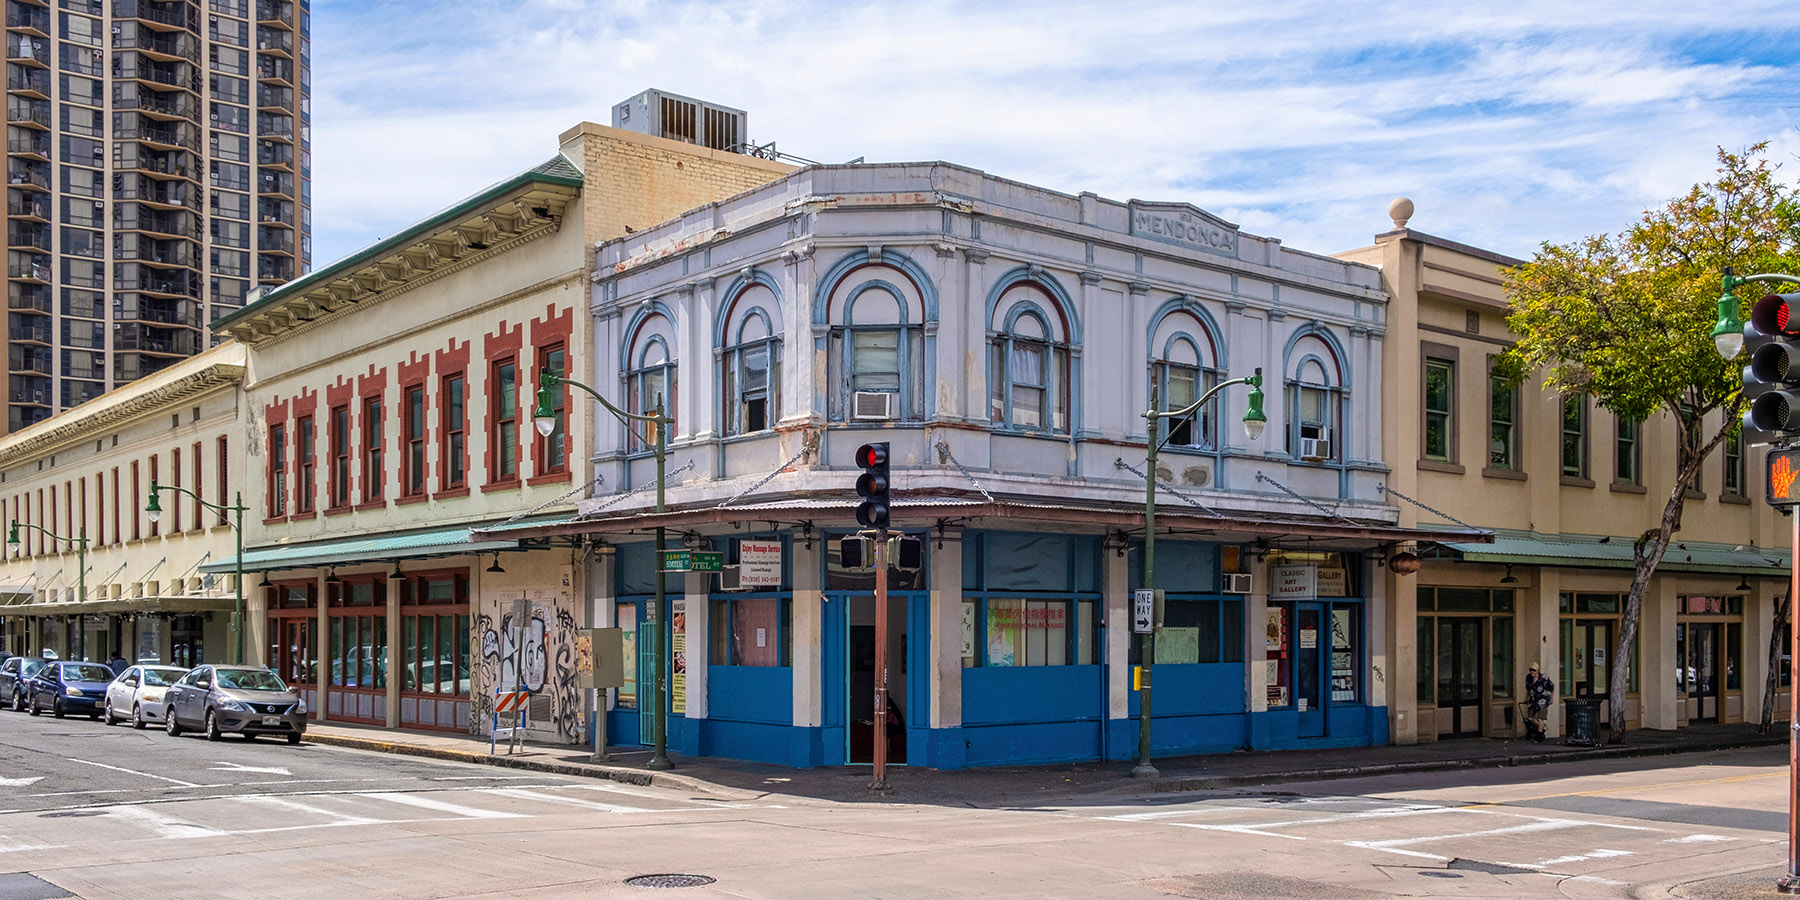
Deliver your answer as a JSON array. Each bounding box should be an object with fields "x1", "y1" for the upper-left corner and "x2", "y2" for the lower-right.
[{"x1": 305, "y1": 0, "x2": 1800, "y2": 265}]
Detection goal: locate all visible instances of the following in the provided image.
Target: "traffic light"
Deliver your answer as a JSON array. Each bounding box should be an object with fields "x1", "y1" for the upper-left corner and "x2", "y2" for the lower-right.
[
  {"x1": 1745, "y1": 293, "x2": 1800, "y2": 444},
  {"x1": 854, "y1": 442, "x2": 890, "y2": 529}
]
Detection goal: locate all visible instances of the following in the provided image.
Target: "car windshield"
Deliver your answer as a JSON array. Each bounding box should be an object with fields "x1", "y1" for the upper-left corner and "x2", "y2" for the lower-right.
[
  {"x1": 141, "y1": 668, "x2": 183, "y2": 687},
  {"x1": 20, "y1": 660, "x2": 45, "y2": 676},
  {"x1": 65, "y1": 664, "x2": 114, "y2": 682},
  {"x1": 215, "y1": 669, "x2": 287, "y2": 691}
]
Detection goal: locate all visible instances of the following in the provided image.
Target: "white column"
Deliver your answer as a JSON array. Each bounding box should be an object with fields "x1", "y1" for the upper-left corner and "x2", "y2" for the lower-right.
[
  {"x1": 683, "y1": 570, "x2": 707, "y2": 720},
  {"x1": 1246, "y1": 558, "x2": 1269, "y2": 714},
  {"x1": 791, "y1": 537, "x2": 823, "y2": 728},
  {"x1": 930, "y1": 532, "x2": 964, "y2": 731},
  {"x1": 1639, "y1": 578, "x2": 1679, "y2": 730},
  {"x1": 1105, "y1": 545, "x2": 1129, "y2": 720},
  {"x1": 1528, "y1": 567, "x2": 1562, "y2": 739},
  {"x1": 385, "y1": 577, "x2": 400, "y2": 727}
]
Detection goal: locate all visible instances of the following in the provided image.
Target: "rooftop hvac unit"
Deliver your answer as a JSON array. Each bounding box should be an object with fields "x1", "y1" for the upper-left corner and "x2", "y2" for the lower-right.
[{"x1": 610, "y1": 89, "x2": 748, "y2": 153}]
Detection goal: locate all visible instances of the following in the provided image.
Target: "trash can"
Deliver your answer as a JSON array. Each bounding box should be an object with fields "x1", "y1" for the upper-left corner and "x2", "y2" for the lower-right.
[{"x1": 1564, "y1": 697, "x2": 1602, "y2": 747}]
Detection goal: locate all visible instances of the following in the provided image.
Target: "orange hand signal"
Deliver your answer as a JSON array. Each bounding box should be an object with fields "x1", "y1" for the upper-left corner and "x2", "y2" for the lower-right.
[{"x1": 1774, "y1": 454, "x2": 1798, "y2": 500}]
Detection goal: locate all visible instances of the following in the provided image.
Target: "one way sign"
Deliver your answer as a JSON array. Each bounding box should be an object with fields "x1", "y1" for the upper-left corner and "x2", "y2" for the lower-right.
[{"x1": 1132, "y1": 589, "x2": 1159, "y2": 634}]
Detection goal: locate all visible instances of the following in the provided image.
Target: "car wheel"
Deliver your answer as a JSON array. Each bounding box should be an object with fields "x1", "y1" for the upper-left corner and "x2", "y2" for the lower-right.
[
  {"x1": 131, "y1": 703, "x2": 146, "y2": 730},
  {"x1": 50, "y1": 697, "x2": 62, "y2": 719},
  {"x1": 9, "y1": 691, "x2": 20, "y2": 712},
  {"x1": 102, "y1": 699, "x2": 115, "y2": 725},
  {"x1": 205, "y1": 710, "x2": 221, "y2": 742},
  {"x1": 27, "y1": 695, "x2": 39, "y2": 716},
  {"x1": 164, "y1": 705, "x2": 181, "y2": 737},
  {"x1": 286, "y1": 733, "x2": 301, "y2": 745}
]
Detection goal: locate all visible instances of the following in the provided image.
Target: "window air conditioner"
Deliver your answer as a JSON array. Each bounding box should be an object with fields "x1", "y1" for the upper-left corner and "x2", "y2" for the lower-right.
[
  {"x1": 1300, "y1": 434, "x2": 1332, "y2": 462},
  {"x1": 851, "y1": 390, "x2": 895, "y2": 421},
  {"x1": 717, "y1": 565, "x2": 748, "y2": 592},
  {"x1": 1222, "y1": 573, "x2": 1253, "y2": 595}
]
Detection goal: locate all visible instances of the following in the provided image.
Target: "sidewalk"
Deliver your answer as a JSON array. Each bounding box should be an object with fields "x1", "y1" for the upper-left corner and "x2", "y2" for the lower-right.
[{"x1": 300, "y1": 720, "x2": 1787, "y2": 807}]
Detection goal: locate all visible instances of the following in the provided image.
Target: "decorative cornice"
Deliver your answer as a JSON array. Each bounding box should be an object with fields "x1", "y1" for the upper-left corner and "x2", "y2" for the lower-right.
[
  {"x1": 1079, "y1": 271, "x2": 1102, "y2": 286},
  {"x1": 0, "y1": 362, "x2": 245, "y2": 468},
  {"x1": 963, "y1": 248, "x2": 991, "y2": 264},
  {"x1": 1127, "y1": 280, "x2": 1150, "y2": 296}
]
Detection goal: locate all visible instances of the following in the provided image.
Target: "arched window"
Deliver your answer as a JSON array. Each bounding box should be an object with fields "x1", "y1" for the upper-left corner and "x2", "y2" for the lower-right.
[
  {"x1": 623, "y1": 311, "x2": 676, "y2": 453},
  {"x1": 1283, "y1": 331, "x2": 1346, "y2": 462},
  {"x1": 723, "y1": 310, "x2": 779, "y2": 435},
  {"x1": 989, "y1": 284, "x2": 1072, "y2": 434},
  {"x1": 1153, "y1": 336, "x2": 1220, "y2": 449},
  {"x1": 828, "y1": 281, "x2": 923, "y2": 421}
]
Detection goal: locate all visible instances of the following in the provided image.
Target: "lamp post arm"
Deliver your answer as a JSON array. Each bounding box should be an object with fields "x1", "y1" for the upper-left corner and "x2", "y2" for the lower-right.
[
  {"x1": 12, "y1": 520, "x2": 85, "y2": 549},
  {"x1": 151, "y1": 481, "x2": 246, "y2": 516},
  {"x1": 542, "y1": 372, "x2": 670, "y2": 427},
  {"x1": 1724, "y1": 270, "x2": 1800, "y2": 292},
  {"x1": 1145, "y1": 371, "x2": 1264, "y2": 455}
]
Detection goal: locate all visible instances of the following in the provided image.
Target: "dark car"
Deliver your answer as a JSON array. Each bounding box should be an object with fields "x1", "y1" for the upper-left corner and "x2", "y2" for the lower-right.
[
  {"x1": 0, "y1": 656, "x2": 50, "y2": 711},
  {"x1": 164, "y1": 665, "x2": 306, "y2": 744},
  {"x1": 27, "y1": 661, "x2": 117, "y2": 719}
]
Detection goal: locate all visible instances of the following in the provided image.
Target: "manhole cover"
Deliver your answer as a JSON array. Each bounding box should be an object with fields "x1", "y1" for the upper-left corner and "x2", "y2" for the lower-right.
[
  {"x1": 38, "y1": 810, "x2": 103, "y2": 818},
  {"x1": 624, "y1": 874, "x2": 716, "y2": 889}
]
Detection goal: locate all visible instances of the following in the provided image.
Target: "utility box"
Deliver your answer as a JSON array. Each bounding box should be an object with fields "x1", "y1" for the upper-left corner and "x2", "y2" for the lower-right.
[{"x1": 611, "y1": 89, "x2": 746, "y2": 153}]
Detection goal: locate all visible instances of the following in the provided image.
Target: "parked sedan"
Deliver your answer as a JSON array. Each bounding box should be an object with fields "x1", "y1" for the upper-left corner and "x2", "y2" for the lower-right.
[
  {"x1": 27, "y1": 661, "x2": 118, "y2": 719},
  {"x1": 103, "y1": 664, "x2": 188, "y2": 728},
  {"x1": 0, "y1": 656, "x2": 48, "y2": 711},
  {"x1": 164, "y1": 665, "x2": 306, "y2": 744}
]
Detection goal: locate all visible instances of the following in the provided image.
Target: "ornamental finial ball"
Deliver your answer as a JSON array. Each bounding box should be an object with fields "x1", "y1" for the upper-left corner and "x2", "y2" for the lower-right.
[{"x1": 1389, "y1": 196, "x2": 1414, "y2": 229}]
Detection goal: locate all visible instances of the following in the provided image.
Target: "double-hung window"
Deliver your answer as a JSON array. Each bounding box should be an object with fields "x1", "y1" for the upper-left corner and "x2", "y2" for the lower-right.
[
  {"x1": 362, "y1": 397, "x2": 383, "y2": 502},
  {"x1": 990, "y1": 310, "x2": 1069, "y2": 433},
  {"x1": 1724, "y1": 424, "x2": 1745, "y2": 496},
  {"x1": 267, "y1": 425, "x2": 286, "y2": 516},
  {"x1": 534, "y1": 346, "x2": 566, "y2": 473},
  {"x1": 1615, "y1": 415, "x2": 1641, "y2": 486},
  {"x1": 1423, "y1": 356, "x2": 1454, "y2": 462},
  {"x1": 829, "y1": 283, "x2": 920, "y2": 422},
  {"x1": 1561, "y1": 395, "x2": 1588, "y2": 479},
  {"x1": 489, "y1": 359, "x2": 517, "y2": 480},
  {"x1": 1152, "y1": 355, "x2": 1218, "y2": 449},
  {"x1": 295, "y1": 415, "x2": 313, "y2": 513},
  {"x1": 626, "y1": 340, "x2": 674, "y2": 453},
  {"x1": 328, "y1": 404, "x2": 349, "y2": 508},
  {"x1": 1488, "y1": 369, "x2": 1517, "y2": 470},
  {"x1": 723, "y1": 320, "x2": 778, "y2": 436},
  {"x1": 404, "y1": 386, "x2": 425, "y2": 496},
  {"x1": 440, "y1": 374, "x2": 464, "y2": 489}
]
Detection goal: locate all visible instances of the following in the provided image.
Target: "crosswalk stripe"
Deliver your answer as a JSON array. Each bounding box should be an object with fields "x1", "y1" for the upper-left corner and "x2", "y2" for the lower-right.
[
  {"x1": 485, "y1": 788, "x2": 651, "y2": 814},
  {"x1": 237, "y1": 794, "x2": 388, "y2": 826},
  {"x1": 359, "y1": 792, "x2": 525, "y2": 819},
  {"x1": 107, "y1": 804, "x2": 226, "y2": 838}
]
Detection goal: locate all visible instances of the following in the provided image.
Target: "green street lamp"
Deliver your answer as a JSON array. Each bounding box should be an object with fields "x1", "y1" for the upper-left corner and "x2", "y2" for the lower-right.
[
  {"x1": 1714, "y1": 272, "x2": 1746, "y2": 359},
  {"x1": 9, "y1": 520, "x2": 86, "y2": 657},
  {"x1": 534, "y1": 370, "x2": 676, "y2": 771},
  {"x1": 145, "y1": 482, "x2": 248, "y2": 664},
  {"x1": 1133, "y1": 366, "x2": 1267, "y2": 779}
]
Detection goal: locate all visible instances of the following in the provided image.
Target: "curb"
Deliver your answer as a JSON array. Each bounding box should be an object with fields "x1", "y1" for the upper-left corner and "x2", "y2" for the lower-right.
[
  {"x1": 302, "y1": 731, "x2": 726, "y2": 796},
  {"x1": 1151, "y1": 735, "x2": 1789, "y2": 793}
]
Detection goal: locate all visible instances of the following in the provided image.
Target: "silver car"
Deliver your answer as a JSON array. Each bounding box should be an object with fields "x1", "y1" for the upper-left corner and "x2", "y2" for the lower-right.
[
  {"x1": 163, "y1": 665, "x2": 307, "y2": 744},
  {"x1": 103, "y1": 664, "x2": 189, "y2": 728}
]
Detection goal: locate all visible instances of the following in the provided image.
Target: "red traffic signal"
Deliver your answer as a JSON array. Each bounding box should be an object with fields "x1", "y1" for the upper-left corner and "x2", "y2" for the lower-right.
[
  {"x1": 1751, "y1": 293, "x2": 1800, "y2": 337},
  {"x1": 854, "y1": 442, "x2": 890, "y2": 529}
]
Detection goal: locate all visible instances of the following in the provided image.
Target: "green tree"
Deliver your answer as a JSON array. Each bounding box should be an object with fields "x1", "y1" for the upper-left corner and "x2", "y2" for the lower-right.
[{"x1": 1503, "y1": 144, "x2": 1800, "y2": 744}]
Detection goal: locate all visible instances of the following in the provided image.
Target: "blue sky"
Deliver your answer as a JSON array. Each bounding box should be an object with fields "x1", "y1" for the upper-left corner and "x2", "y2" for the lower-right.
[{"x1": 308, "y1": 0, "x2": 1800, "y2": 267}]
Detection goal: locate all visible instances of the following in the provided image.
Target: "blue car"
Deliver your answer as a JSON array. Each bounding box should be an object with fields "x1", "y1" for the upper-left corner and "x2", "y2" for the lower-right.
[{"x1": 28, "y1": 661, "x2": 117, "y2": 719}]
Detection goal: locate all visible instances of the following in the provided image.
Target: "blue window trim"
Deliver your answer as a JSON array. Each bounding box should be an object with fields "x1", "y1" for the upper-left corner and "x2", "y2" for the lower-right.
[
  {"x1": 989, "y1": 302, "x2": 1072, "y2": 435},
  {"x1": 706, "y1": 590, "x2": 792, "y2": 668},
  {"x1": 829, "y1": 280, "x2": 923, "y2": 422},
  {"x1": 811, "y1": 250, "x2": 940, "y2": 421},
  {"x1": 720, "y1": 306, "x2": 780, "y2": 437},
  {"x1": 1281, "y1": 324, "x2": 1352, "y2": 468},
  {"x1": 961, "y1": 591, "x2": 1104, "y2": 668},
  {"x1": 1126, "y1": 592, "x2": 1244, "y2": 665},
  {"x1": 1148, "y1": 331, "x2": 1223, "y2": 453},
  {"x1": 624, "y1": 335, "x2": 674, "y2": 457}
]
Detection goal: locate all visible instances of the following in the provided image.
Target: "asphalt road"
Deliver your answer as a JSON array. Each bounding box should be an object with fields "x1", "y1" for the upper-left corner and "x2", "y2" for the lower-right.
[{"x1": 0, "y1": 709, "x2": 1789, "y2": 899}]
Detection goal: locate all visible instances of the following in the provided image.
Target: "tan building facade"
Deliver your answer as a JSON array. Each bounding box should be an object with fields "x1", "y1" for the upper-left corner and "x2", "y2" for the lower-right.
[
  {"x1": 0, "y1": 341, "x2": 249, "y2": 666},
  {"x1": 1338, "y1": 202, "x2": 1790, "y2": 744},
  {"x1": 199, "y1": 122, "x2": 790, "y2": 740}
]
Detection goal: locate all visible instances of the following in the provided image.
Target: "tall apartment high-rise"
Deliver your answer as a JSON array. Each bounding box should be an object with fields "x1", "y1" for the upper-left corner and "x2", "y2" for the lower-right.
[{"x1": 3, "y1": 0, "x2": 309, "y2": 433}]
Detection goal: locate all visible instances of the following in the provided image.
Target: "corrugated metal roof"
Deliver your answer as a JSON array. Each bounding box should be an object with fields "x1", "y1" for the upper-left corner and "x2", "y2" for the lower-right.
[
  {"x1": 1439, "y1": 536, "x2": 1789, "y2": 576},
  {"x1": 200, "y1": 513, "x2": 576, "y2": 574}
]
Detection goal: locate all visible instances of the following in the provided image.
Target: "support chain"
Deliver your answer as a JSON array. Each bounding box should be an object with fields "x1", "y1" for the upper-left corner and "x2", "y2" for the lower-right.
[
  {"x1": 1377, "y1": 482, "x2": 1480, "y2": 531},
  {"x1": 935, "y1": 441, "x2": 995, "y2": 502},
  {"x1": 1114, "y1": 457, "x2": 1222, "y2": 516},
  {"x1": 579, "y1": 461, "x2": 698, "y2": 517},
  {"x1": 489, "y1": 473, "x2": 606, "y2": 532},
  {"x1": 718, "y1": 443, "x2": 812, "y2": 509},
  {"x1": 1254, "y1": 471, "x2": 1360, "y2": 524}
]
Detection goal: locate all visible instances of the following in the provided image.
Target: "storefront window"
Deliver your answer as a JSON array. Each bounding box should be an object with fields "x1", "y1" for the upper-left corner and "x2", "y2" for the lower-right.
[
  {"x1": 709, "y1": 595, "x2": 790, "y2": 667},
  {"x1": 615, "y1": 601, "x2": 638, "y2": 709},
  {"x1": 1127, "y1": 598, "x2": 1243, "y2": 665},
  {"x1": 1416, "y1": 615, "x2": 1434, "y2": 704},
  {"x1": 329, "y1": 578, "x2": 386, "y2": 689},
  {"x1": 1492, "y1": 615, "x2": 1513, "y2": 699},
  {"x1": 398, "y1": 574, "x2": 468, "y2": 696},
  {"x1": 963, "y1": 597, "x2": 1098, "y2": 667},
  {"x1": 1266, "y1": 604, "x2": 1290, "y2": 706}
]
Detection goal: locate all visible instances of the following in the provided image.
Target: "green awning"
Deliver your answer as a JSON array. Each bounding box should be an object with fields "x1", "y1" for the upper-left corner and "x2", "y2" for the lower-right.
[
  {"x1": 199, "y1": 514, "x2": 573, "y2": 575},
  {"x1": 1435, "y1": 535, "x2": 1790, "y2": 577}
]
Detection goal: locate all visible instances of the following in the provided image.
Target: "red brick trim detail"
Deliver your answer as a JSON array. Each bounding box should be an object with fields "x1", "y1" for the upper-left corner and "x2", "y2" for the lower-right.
[
  {"x1": 397, "y1": 351, "x2": 431, "y2": 499},
  {"x1": 434, "y1": 337, "x2": 471, "y2": 496},
  {"x1": 264, "y1": 395, "x2": 291, "y2": 520},
  {"x1": 290, "y1": 387, "x2": 319, "y2": 517},
  {"x1": 530, "y1": 302, "x2": 575, "y2": 477},
  {"x1": 483, "y1": 319, "x2": 524, "y2": 488}
]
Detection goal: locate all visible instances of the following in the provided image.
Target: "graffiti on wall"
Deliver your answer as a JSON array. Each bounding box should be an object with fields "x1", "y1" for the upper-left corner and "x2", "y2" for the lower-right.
[{"x1": 474, "y1": 585, "x2": 582, "y2": 743}]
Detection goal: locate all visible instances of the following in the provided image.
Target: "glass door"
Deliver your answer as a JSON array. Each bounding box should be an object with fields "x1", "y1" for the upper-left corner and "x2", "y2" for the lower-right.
[
  {"x1": 1685, "y1": 622, "x2": 1721, "y2": 722},
  {"x1": 1435, "y1": 618, "x2": 1483, "y2": 737},
  {"x1": 1295, "y1": 604, "x2": 1325, "y2": 738}
]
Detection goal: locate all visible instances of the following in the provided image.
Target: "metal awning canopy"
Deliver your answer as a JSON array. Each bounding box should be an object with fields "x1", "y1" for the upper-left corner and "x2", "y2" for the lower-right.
[
  {"x1": 1432, "y1": 535, "x2": 1790, "y2": 577},
  {"x1": 0, "y1": 594, "x2": 238, "y2": 617},
  {"x1": 198, "y1": 514, "x2": 571, "y2": 575},
  {"x1": 473, "y1": 494, "x2": 1493, "y2": 548}
]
